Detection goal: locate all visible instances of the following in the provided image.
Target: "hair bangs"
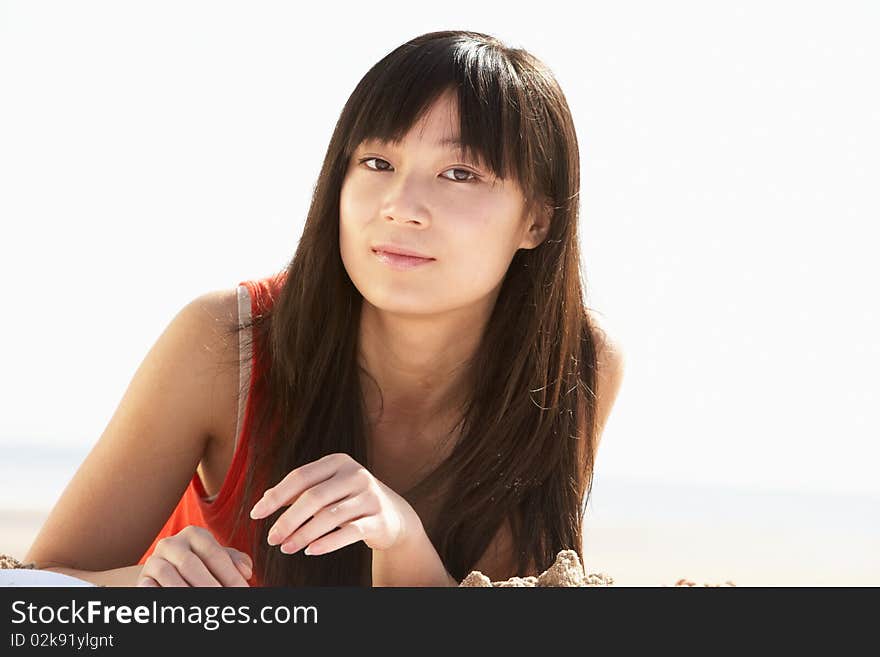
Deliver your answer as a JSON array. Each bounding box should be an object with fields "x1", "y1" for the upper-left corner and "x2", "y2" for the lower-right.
[{"x1": 342, "y1": 34, "x2": 540, "y2": 201}]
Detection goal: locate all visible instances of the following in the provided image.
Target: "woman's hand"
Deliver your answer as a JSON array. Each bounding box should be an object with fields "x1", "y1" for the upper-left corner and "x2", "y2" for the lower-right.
[
  {"x1": 249, "y1": 453, "x2": 420, "y2": 556},
  {"x1": 137, "y1": 525, "x2": 253, "y2": 587}
]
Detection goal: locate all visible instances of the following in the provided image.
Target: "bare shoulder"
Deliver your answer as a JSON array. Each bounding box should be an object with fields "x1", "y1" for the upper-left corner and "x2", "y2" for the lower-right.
[
  {"x1": 585, "y1": 309, "x2": 626, "y2": 447},
  {"x1": 189, "y1": 287, "x2": 246, "y2": 448},
  {"x1": 586, "y1": 309, "x2": 626, "y2": 370},
  {"x1": 173, "y1": 286, "x2": 242, "y2": 436},
  {"x1": 188, "y1": 287, "x2": 242, "y2": 354}
]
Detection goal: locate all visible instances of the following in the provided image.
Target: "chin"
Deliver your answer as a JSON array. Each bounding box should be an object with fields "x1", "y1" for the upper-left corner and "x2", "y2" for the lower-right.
[{"x1": 361, "y1": 291, "x2": 440, "y2": 317}]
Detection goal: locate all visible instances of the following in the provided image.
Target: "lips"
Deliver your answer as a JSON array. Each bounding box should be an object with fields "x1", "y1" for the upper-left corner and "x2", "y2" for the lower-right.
[
  {"x1": 371, "y1": 244, "x2": 435, "y2": 260},
  {"x1": 372, "y1": 248, "x2": 436, "y2": 271}
]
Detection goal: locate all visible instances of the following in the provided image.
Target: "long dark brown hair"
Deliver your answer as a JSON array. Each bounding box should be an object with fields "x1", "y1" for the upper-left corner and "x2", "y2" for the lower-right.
[{"x1": 222, "y1": 30, "x2": 602, "y2": 586}]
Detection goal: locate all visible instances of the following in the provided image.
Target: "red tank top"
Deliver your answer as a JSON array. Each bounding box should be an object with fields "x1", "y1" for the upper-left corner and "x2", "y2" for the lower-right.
[{"x1": 136, "y1": 273, "x2": 286, "y2": 586}]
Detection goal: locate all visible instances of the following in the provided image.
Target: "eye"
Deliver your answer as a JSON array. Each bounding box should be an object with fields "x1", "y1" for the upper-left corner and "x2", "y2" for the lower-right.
[
  {"x1": 440, "y1": 167, "x2": 479, "y2": 183},
  {"x1": 357, "y1": 157, "x2": 480, "y2": 184},
  {"x1": 360, "y1": 157, "x2": 393, "y2": 172}
]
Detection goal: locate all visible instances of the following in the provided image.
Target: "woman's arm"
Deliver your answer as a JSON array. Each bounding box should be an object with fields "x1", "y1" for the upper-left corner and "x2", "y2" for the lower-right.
[
  {"x1": 37, "y1": 564, "x2": 145, "y2": 587},
  {"x1": 370, "y1": 510, "x2": 459, "y2": 587},
  {"x1": 23, "y1": 289, "x2": 238, "y2": 581}
]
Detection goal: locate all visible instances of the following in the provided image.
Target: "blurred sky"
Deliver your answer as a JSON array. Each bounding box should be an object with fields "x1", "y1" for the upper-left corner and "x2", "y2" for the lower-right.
[{"x1": 1, "y1": 1, "x2": 878, "y2": 498}]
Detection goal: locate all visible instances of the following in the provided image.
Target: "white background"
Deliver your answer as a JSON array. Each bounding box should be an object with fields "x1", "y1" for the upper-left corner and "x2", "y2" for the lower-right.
[{"x1": 1, "y1": 1, "x2": 877, "y2": 512}]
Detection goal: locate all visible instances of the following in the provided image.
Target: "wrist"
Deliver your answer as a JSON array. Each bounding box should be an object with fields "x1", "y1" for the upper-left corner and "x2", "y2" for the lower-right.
[{"x1": 388, "y1": 506, "x2": 427, "y2": 553}]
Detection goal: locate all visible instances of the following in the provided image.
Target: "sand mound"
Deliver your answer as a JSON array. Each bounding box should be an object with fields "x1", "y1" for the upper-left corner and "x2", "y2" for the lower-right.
[
  {"x1": 460, "y1": 549, "x2": 614, "y2": 587},
  {"x1": 0, "y1": 554, "x2": 36, "y2": 570},
  {"x1": 459, "y1": 549, "x2": 736, "y2": 587}
]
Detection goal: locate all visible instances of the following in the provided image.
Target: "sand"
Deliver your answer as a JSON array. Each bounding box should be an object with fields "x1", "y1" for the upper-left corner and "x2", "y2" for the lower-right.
[
  {"x1": 459, "y1": 549, "x2": 736, "y2": 587},
  {"x1": 1, "y1": 554, "x2": 35, "y2": 569},
  {"x1": 460, "y1": 549, "x2": 617, "y2": 587}
]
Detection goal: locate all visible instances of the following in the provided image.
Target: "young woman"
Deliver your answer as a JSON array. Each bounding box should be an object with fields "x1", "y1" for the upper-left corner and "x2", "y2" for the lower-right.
[{"x1": 25, "y1": 30, "x2": 625, "y2": 587}]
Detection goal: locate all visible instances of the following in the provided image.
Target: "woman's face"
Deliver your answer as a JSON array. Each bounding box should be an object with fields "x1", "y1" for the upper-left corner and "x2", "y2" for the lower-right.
[{"x1": 339, "y1": 90, "x2": 546, "y2": 316}]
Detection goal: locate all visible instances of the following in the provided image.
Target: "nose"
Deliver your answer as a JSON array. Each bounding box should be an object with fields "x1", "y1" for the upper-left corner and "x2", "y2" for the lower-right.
[{"x1": 380, "y1": 176, "x2": 431, "y2": 227}]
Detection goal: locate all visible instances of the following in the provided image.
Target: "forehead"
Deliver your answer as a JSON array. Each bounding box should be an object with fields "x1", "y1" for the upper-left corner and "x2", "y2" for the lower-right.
[{"x1": 361, "y1": 90, "x2": 462, "y2": 149}]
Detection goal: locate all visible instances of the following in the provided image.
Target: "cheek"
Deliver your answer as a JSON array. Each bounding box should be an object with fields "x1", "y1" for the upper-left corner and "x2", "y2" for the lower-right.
[
  {"x1": 441, "y1": 223, "x2": 518, "y2": 296},
  {"x1": 339, "y1": 227, "x2": 368, "y2": 295},
  {"x1": 340, "y1": 176, "x2": 375, "y2": 220},
  {"x1": 339, "y1": 184, "x2": 369, "y2": 266}
]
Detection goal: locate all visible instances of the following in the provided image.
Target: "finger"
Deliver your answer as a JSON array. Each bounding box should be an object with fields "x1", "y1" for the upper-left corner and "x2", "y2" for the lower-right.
[
  {"x1": 136, "y1": 575, "x2": 159, "y2": 587},
  {"x1": 251, "y1": 454, "x2": 344, "y2": 519},
  {"x1": 226, "y1": 549, "x2": 254, "y2": 586},
  {"x1": 185, "y1": 533, "x2": 249, "y2": 587},
  {"x1": 279, "y1": 492, "x2": 369, "y2": 555},
  {"x1": 302, "y1": 519, "x2": 370, "y2": 556},
  {"x1": 161, "y1": 543, "x2": 223, "y2": 587},
  {"x1": 267, "y1": 476, "x2": 354, "y2": 547},
  {"x1": 234, "y1": 562, "x2": 253, "y2": 585},
  {"x1": 231, "y1": 548, "x2": 253, "y2": 572},
  {"x1": 143, "y1": 557, "x2": 190, "y2": 587}
]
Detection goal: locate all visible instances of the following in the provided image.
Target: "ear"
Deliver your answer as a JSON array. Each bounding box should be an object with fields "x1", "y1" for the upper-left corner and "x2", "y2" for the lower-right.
[{"x1": 518, "y1": 199, "x2": 553, "y2": 250}]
